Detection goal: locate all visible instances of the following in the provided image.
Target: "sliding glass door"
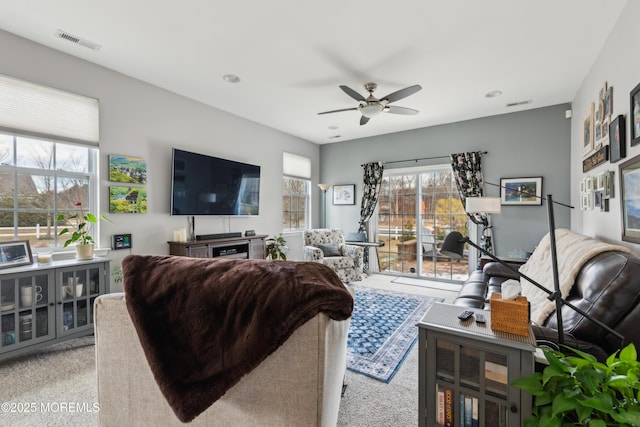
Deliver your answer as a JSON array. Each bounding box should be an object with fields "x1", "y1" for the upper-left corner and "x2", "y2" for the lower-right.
[{"x1": 376, "y1": 165, "x2": 469, "y2": 281}]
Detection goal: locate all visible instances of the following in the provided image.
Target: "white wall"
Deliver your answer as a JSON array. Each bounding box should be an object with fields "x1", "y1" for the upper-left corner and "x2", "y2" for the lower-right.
[
  {"x1": 570, "y1": 1, "x2": 640, "y2": 251},
  {"x1": 1, "y1": 30, "x2": 320, "y2": 287}
]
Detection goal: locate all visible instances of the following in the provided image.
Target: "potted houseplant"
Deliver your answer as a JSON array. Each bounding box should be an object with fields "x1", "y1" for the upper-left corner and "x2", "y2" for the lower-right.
[
  {"x1": 512, "y1": 343, "x2": 640, "y2": 426},
  {"x1": 265, "y1": 236, "x2": 287, "y2": 261},
  {"x1": 56, "y1": 202, "x2": 110, "y2": 260}
]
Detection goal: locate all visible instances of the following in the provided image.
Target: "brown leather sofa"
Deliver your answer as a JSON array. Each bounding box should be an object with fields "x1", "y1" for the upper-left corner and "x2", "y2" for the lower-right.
[{"x1": 453, "y1": 250, "x2": 640, "y2": 360}]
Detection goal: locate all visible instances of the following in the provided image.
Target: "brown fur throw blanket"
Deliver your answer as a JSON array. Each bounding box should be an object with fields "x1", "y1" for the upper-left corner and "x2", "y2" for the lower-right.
[{"x1": 122, "y1": 255, "x2": 353, "y2": 423}]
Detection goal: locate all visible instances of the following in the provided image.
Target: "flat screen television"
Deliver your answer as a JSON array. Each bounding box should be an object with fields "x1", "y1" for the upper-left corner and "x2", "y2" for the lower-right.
[{"x1": 170, "y1": 148, "x2": 260, "y2": 216}]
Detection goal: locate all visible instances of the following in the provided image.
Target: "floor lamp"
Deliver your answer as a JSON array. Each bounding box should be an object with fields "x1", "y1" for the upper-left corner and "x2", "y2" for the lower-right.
[
  {"x1": 318, "y1": 183, "x2": 331, "y2": 228},
  {"x1": 465, "y1": 196, "x2": 501, "y2": 268},
  {"x1": 441, "y1": 194, "x2": 624, "y2": 348}
]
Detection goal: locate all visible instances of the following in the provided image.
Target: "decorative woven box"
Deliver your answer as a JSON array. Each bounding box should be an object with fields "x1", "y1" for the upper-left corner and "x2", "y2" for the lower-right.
[{"x1": 490, "y1": 293, "x2": 530, "y2": 336}]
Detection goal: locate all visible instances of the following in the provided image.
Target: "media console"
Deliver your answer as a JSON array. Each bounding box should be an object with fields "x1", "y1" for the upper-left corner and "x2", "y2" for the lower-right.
[{"x1": 168, "y1": 234, "x2": 268, "y2": 260}]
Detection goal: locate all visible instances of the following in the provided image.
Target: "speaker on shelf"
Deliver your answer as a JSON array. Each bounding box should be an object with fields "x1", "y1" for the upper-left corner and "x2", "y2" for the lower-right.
[{"x1": 196, "y1": 232, "x2": 242, "y2": 240}]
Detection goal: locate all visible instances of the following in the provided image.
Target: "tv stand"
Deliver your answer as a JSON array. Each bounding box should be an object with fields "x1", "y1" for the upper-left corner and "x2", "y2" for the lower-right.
[{"x1": 168, "y1": 234, "x2": 267, "y2": 260}]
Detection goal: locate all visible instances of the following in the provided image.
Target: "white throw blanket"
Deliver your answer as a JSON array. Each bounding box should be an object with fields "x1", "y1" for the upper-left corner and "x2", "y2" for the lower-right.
[{"x1": 518, "y1": 229, "x2": 637, "y2": 325}]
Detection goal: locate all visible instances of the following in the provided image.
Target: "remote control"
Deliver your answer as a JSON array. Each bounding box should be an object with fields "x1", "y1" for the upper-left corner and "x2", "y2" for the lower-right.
[
  {"x1": 475, "y1": 313, "x2": 486, "y2": 323},
  {"x1": 457, "y1": 310, "x2": 474, "y2": 321}
]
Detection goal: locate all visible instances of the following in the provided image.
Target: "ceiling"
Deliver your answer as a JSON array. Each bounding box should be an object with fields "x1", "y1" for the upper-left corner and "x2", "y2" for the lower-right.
[{"x1": 0, "y1": 0, "x2": 628, "y2": 144}]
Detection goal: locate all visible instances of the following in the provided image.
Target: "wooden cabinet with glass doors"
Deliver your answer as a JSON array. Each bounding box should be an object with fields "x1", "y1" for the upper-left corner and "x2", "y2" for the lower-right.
[
  {"x1": 0, "y1": 258, "x2": 109, "y2": 361},
  {"x1": 418, "y1": 303, "x2": 535, "y2": 427}
]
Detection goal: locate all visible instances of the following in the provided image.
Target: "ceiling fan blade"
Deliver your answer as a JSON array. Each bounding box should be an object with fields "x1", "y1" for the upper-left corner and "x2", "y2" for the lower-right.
[
  {"x1": 340, "y1": 85, "x2": 366, "y2": 102},
  {"x1": 360, "y1": 115, "x2": 370, "y2": 126},
  {"x1": 381, "y1": 84, "x2": 422, "y2": 104},
  {"x1": 384, "y1": 105, "x2": 419, "y2": 115},
  {"x1": 318, "y1": 107, "x2": 358, "y2": 115}
]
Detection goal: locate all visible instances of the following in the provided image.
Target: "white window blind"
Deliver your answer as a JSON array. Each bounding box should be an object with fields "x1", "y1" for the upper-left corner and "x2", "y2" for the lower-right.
[
  {"x1": 0, "y1": 73, "x2": 99, "y2": 146},
  {"x1": 283, "y1": 152, "x2": 311, "y2": 179}
]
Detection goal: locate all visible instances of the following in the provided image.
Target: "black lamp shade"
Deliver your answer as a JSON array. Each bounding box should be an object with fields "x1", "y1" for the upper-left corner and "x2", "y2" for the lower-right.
[{"x1": 440, "y1": 231, "x2": 465, "y2": 259}]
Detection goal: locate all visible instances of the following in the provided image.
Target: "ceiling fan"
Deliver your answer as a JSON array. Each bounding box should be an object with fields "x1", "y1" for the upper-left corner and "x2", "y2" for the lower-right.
[{"x1": 318, "y1": 82, "x2": 422, "y2": 125}]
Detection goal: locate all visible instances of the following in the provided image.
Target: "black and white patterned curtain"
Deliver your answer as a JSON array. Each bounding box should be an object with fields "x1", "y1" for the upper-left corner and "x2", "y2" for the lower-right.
[
  {"x1": 450, "y1": 152, "x2": 494, "y2": 255},
  {"x1": 357, "y1": 162, "x2": 384, "y2": 233}
]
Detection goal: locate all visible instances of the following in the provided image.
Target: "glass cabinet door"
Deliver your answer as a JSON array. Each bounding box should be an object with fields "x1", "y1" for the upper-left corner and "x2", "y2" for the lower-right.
[
  {"x1": 431, "y1": 337, "x2": 512, "y2": 427},
  {"x1": 58, "y1": 264, "x2": 104, "y2": 336},
  {"x1": 1, "y1": 271, "x2": 54, "y2": 352}
]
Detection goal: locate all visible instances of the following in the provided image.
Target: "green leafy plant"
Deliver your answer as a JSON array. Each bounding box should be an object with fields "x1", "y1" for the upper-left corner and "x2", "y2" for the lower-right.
[
  {"x1": 112, "y1": 266, "x2": 123, "y2": 284},
  {"x1": 56, "y1": 202, "x2": 110, "y2": 247},
  {"x1": 512, "y1": 343, "x2": 640, "y2": 427},
  {"x1": 265, "y1": 236, "x2": 287, "y2": 261}
]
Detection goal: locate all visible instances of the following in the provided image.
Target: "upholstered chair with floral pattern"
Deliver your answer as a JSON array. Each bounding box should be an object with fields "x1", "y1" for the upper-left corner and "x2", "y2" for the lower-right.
[{"x1": 303, "y1": 228, "x2": 363, "y2": 282}]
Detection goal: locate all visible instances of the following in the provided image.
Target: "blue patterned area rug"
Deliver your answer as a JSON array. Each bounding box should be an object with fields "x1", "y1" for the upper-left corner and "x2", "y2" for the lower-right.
[{"x1": 347, "y1": 286, "x2": 443, "y2": 383}]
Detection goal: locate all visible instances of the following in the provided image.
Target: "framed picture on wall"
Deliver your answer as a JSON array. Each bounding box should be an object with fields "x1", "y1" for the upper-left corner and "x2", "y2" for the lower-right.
[
  {"x1": 619, "y1": 154, "x2": 640, "y2": 242},
  {"x1": 333, "y1": 184, "x2": 356, "y2": 205},
  {"x1": 631, "y1": 83, "x2": 640, "y2": 147},
  {"x1": 500, "y1": 177, "x2": 543, "y2": 205},
  {"x1": 582, "y1": 103, "x2": 595, "y2": 156},
  {"x1": 109, "y1": 187, "x2": 148, "y2": 214},
  {"x1": 108, "y1": 154, "x2": 147, "y2": 184},
  {"x1": 609, "y1": 115, "x2": 626, "y2": 163}
]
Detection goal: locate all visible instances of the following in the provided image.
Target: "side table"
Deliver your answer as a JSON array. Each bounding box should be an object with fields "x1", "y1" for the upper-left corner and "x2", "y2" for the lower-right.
[
  {"x1": 417, "y1": 303, "x2": 535, "y2": 427},
  {"x1": 345, "y1": 240, "x2": 384, "y2": 275}
]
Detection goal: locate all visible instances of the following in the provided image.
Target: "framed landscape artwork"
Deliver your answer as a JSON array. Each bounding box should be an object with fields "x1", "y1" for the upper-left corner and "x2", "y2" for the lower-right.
[
  {"x1": 333, "y1": 184, "x2": 356, "y2": 205},
  {"x1": 609, "y1": 115, "x2": 626, "y2": 163},
  {"x1": 109, "y1": 154, "x2": 147, "y2": 184},
  {"x1": 109, "y1": 187, "x2": 148, "y2": 214},
  {"x1": 631, "y1": 83, "x2": 640, "y2": 147},
  {"x1": 619, "y1": 154, "x2": 640, "y2": 243},
  {"x1": 582, "y1": 103, "x2": 594, "y2": 156},
  {"x1": 500, "y1": 177, "x2": 543, "y2": 206}
]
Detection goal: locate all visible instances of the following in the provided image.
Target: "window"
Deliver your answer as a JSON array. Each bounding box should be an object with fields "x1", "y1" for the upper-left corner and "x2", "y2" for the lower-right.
[
  {"x1": 0, "y1": 74, "x2": 100, "y2": 249},
  {"x1": 282, "y1": 176, "x2": 310, "y2": 230},
  {"x1": 282, "y1": 152, "x2": 311, "y2": 231},
  {"x1": 0, "y1": 134, "x2": 98, "y2": 248},
  {"x1": 377, "y1": 165, "x2": 469, "y2": 281}
]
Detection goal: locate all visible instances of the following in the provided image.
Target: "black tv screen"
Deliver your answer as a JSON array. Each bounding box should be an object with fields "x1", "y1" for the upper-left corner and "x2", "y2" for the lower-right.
[{"x1": 171, "y1": 148, "x2": 260, "y2": 216}]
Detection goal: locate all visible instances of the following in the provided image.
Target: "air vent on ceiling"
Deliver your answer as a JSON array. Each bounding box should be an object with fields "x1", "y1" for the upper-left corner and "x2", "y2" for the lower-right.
[
  {"x1": 505, "y1": 100, "x2": 532, "y2": 108},
  {"x1": 55, "y1": 30, "x2": 102, "y2": 51}
]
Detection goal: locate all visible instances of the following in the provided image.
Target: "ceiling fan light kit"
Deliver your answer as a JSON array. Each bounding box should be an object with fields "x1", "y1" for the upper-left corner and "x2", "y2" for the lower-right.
[
  {"x1": 359, "y1": 103, "x2": 384, "y2": 117},
  {"x1": 318, "y1": 82, "x2": 422, "y2": 126}
]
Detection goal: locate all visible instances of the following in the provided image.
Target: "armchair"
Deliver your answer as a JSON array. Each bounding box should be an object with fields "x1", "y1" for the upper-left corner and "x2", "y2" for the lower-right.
[{"x1": 304, "y1": 228, "x2": 364, "y2": 282}]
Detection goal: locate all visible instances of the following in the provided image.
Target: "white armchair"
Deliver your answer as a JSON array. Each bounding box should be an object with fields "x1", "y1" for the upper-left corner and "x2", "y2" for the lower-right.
[{"x1": 303, "y1": 228, "x2": 364, "y2": 282}]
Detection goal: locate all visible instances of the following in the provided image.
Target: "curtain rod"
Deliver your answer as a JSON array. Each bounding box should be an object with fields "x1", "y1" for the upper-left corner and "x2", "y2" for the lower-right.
[{"x1": 361, "y1": 151, "x2": 488, "y2": 167}]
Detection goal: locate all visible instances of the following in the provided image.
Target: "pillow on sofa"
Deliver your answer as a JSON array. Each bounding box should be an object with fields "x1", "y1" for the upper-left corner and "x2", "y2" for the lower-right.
[{"x1": 317, "y1": 243, "x2": 341, "y2": 257}]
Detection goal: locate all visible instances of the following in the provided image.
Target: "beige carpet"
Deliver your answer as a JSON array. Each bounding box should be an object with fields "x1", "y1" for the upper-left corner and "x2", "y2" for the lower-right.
[{"x1": 0, "y1": 274, "x2": 458, "y2": 427}]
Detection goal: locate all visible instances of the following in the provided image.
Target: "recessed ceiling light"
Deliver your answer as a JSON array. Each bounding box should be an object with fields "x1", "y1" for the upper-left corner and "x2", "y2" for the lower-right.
[
  {"x1": 485, "y1": 90, "x2": 502, "y2": 98},
  {"x1": 329, "y1": 135, "x2": 341, "y2": 139},
  {"x1": 222, "y1": 74, "x2": 240, "y2": 83},
  {"x1": 328, "y1": 125, "x2": 339, "y2": 130}
]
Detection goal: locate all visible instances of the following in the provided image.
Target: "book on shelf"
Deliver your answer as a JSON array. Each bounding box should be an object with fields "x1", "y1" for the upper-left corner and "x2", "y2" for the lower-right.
[
  {"x1": 458, "y1": 394, "x2": 478, "y2": 427},
  {"x1": 437, "y1": 388, "x2": 445, "y2": 425},
  {"x1": 472, "y1": 397, "x2": 479, "y2": 427},
  {"x1": 464, "y1": 396, "x2": 472, "y2": 427},
  {"x1": 444, "y1": 387, "x2": 453, "y2": 426}
]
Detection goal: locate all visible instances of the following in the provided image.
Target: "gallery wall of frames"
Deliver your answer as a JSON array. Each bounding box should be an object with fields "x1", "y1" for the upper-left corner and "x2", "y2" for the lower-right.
[{"x1": 580, "y1": 79, "x2": 640, "y2": 243}]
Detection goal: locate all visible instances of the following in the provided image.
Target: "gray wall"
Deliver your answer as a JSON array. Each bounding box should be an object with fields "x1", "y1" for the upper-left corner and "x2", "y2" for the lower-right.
[
  {"x1": 570, "y1": 0, "x2": 640, "y2": 252},
  {"x1": 320, "y1": 104, "x2": 572, "y2": 256},
  {"x1": 1, "y1": 30, "x2": 320, "y2": 289}
]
